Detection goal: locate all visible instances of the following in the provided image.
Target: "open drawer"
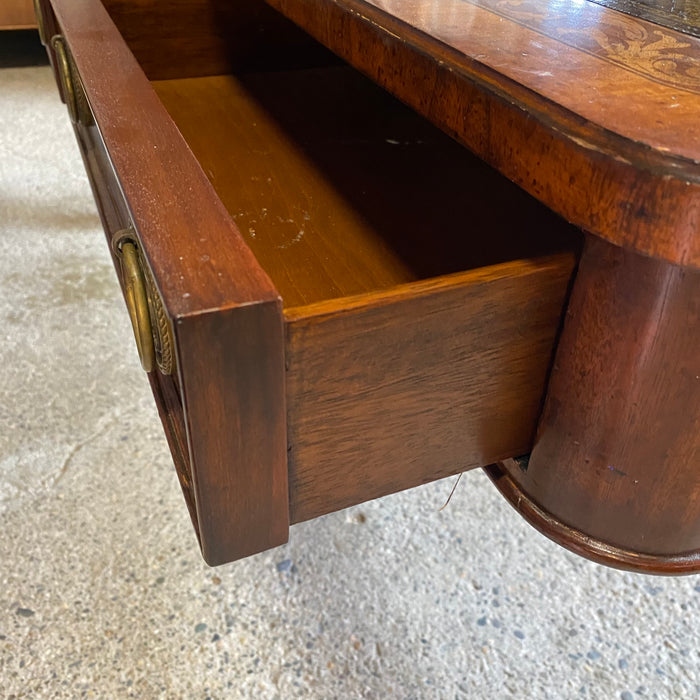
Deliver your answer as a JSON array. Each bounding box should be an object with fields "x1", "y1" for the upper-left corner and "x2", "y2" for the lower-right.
[{"x1": 38, "y1": 0, "x2": 581, "y2": 565}]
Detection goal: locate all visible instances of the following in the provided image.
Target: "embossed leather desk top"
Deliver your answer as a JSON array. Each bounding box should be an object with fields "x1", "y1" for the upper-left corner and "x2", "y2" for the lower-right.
[{"x1": 590, "y1": 0, "x2": 699, "y2": 38}]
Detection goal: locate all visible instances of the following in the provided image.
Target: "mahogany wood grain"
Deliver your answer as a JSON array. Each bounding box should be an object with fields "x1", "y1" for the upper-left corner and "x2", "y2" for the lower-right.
[
  {"x1": 494, "y1": 236, "x2": 700, "y2": 573},
  {"x1": 153, "y1": 67, "x2": 580, "y2": 308},
  {"x1": 152, "y1": 65, "x2": 582, "y2": 523},
  {"x1": 266, "y1": 0, "x2": 700, "y2": 269},
  {"x1": 49, "y1": 0, "x2": 290, "y2": 564},
  {"x1": 176, "y1": 302, "x2": 288, "y2": 565},
  {"x1": 148, "y1": 372, "x2": 199, "y2": 538},
  {"x1": 70, "y1": 87, "x2": 202, "y2": 542},
  {"x1": 0, "y1": 0, "x2": 36, "y2": 29},
  {"x1": 485, "y1": 463, "x2": 700, "y2": 575},
  {"x1": 100, "y1": 0, "x2": 335, "y2": 80},
  {"x1": 74, "y1": 74, "x2": 279, "y2": 562},
  {"x1": 286, "y1": 255, "x2": 577, "y2": 523},
  {"x1": 49, "y1": 0, "x2": 279, "y2": 319}
]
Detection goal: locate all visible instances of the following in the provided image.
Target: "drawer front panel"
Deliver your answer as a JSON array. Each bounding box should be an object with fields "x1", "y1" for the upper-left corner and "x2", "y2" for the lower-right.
[{"x1": 46, "y1": 0, "x2": 290, "y2": 565}]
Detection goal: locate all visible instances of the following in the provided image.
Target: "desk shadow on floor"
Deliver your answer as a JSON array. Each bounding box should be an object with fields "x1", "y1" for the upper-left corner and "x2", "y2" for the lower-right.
[{"x1": 1, "y1": 29, "x2": 49, "y2": 68}]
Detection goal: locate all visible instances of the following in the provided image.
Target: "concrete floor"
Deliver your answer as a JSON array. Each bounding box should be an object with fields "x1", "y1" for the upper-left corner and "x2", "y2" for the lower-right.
[{"x1": 1, "y1": 32, "x2": 700, "y2": 700}]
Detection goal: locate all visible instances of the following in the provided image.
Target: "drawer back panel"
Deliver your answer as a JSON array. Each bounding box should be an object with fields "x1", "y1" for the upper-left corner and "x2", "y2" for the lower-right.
[
  {"x1": 152, "y1": 66, "x2": 583, "y2": 309},
  {"x1": 100, "y1": 0, "x2": 337, "y2": 80}
]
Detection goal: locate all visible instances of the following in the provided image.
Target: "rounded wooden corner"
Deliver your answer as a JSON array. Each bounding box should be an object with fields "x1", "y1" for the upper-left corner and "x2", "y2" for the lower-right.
[{"x1": 484, "y1": 463, "x2": 700, "y2": 575}]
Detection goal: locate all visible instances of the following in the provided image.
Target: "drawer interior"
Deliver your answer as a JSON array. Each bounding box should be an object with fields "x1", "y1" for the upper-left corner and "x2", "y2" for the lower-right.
[
  {"x1": 149, "y1": 60, "x2": 582, "y2": 525},
  {"x1": 151, "y1": 65, "x2": 581, "y2": 311}
]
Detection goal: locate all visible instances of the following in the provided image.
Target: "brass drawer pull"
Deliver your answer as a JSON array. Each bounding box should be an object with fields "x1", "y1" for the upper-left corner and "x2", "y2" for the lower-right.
[
  {"x1": 50, "y1": 35, "x2": 93, "y2": 127},
  {"x1": 113, "y1": 231, "x2": 174, "y2": 375},
  {"x1": 51, "y1": 36, "x2": 78, "y2": 124},
  {"x1": 119, "y1": 238, "x2": 155, "y2": 373}
]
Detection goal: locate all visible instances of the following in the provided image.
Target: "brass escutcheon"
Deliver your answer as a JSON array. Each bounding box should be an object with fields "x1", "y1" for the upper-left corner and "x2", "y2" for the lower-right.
[
  {"x1": 51, "y1": 35, "x2": 78, "y2": 124},
  {"x1": 141, "y1": 253, "x2": 175, "y2": 376},
  {"x1": 113, "y1": 230, "x2": 174, "y2": 375}
]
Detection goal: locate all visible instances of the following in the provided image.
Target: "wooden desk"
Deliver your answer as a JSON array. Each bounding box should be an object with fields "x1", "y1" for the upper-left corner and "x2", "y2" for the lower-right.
[{"x1": 37, "y1": 0, "x2": 700, "y2": 573}]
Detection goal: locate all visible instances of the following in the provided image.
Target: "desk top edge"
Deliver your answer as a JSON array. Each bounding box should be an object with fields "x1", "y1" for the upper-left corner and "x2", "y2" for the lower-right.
[{"x1": 355, "y1": 0, "x2": 700, "y2": 171}]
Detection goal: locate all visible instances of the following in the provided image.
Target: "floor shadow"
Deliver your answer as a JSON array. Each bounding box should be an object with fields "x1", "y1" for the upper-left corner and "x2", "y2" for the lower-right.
[{"x1": 1, "y1": 30, "x2": 49, "y2": 68}]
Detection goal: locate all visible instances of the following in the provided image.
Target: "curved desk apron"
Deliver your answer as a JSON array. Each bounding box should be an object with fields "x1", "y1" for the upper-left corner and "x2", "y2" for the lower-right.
[{"x1": 267, "y1": 0, "x2": 700, "y2": 573}]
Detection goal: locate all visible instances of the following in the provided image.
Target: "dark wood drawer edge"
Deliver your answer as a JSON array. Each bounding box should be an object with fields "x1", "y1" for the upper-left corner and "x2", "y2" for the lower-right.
[{"x1": 45, "y1": 0, "x2": 291, "y2": 566}]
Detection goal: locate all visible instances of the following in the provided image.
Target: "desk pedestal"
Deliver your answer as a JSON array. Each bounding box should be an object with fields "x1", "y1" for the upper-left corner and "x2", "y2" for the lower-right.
[{"x1": 488, "y1": 236, "x2": 700, "y2": 574}]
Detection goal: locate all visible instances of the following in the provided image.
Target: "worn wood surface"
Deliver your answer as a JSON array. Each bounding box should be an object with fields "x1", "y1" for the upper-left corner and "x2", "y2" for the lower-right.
[
  {"x1": 100, "y1": 0, "x2": 335, "y2": 80},
  {"x1": 0, "y1": 0, "x2": 36, "y2": 29},
  {"x1": 153, "y1": 63, "x2": 581, "y2": 523},
  {"x1": 266, "y1": 0, "x2": 700, "y2": 268},
  {"x1": 49, "y1": 0, "x2": 290, "y2": 564},
  {"x1": 49, "y1": 0, "x2": 280, "y2": 319},
  {"x1": 153, "y1": 67, "x2": 579, "y2": 308},
  {"x1": 496, "y1": 236, "x2": 700, "y2": 572},
  {"x1": 485, "y1": 463, "x2": 700, "y2": 575},
  {"x1": 286, "y1": 254, "x2": 577, "y2": 523},
  {"x1": 81, "y1": 100, "x2": 287, "y2": 564}
]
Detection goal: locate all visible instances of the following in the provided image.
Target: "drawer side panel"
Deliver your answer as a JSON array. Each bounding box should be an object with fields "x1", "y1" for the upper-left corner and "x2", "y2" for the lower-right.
[{"x1": 285, "y1": 255, "x2": 576, "y2": 523}]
